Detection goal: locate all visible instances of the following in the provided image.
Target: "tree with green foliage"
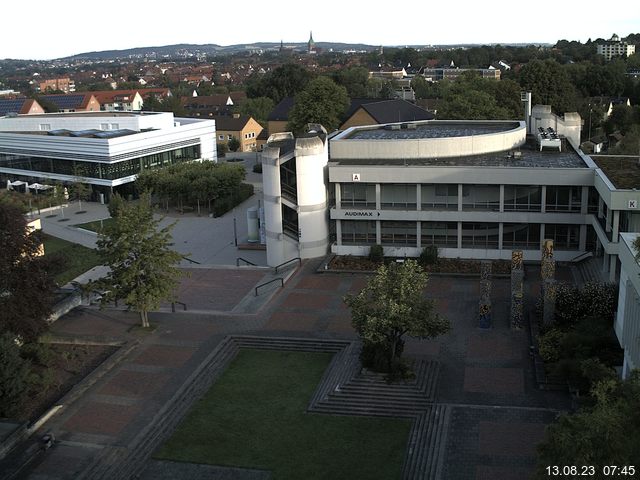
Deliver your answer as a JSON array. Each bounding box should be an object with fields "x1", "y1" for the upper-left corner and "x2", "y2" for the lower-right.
[
  {"x1": 535, "y1": 372, "x2": 640, "y2": 474},
  {"x1": 611, "y1": 125, "x2": 640, "y2": 155},
  {"x1": 227, "y1": 136, "x2": 241, "y2": 152},
  {"x1": 0, "y1": 332, "x2": 33, "y2": 418},
  {"x1": 0, "y1": 203, "x2": 53, "y2": 341},
  {"x1": 239, "y1": 96, "x2": 274, "y2": 125},
  {"x1": 287, "y1": 76, "x2": 349, "y2": 134},
  {"x1": 246, "y1": 64, "x2": 314, "y2": 103},
  {"x1": 518, "y1": 59, "x2": 579, "y2": 113},
  {"x1": 89, "y1": 193, "x2": 183, "y2": 328},
  {"x1": 344, "y1": 259, "x2": 450, "y2": 376},
  {"x1": 333, "y1": 66, "x2": 369, "y2": 98}
]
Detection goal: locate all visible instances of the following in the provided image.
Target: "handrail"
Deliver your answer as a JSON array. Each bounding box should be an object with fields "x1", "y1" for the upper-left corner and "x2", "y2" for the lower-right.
[
  {"x1": 236, "y1": 257, "x2": 257, "y2": 267},
  {"x1": 274, "y1": 257, "x2": 301, "y2": 274},
  {"x1": 171, "y1": 301, "x2": 187, "y2": 312},
  {"x1": 182, "y1": 255, "x2": 201, "y2": 265},
  {"x1": 255, "y1": 278, "x2": 284, "y2": 296},
  {"x1": 570, "y1": 251, "x2": 593, "y2": 263}
]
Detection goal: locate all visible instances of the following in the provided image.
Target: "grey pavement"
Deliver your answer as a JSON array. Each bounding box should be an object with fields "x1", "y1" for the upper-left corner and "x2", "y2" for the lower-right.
[{"x1": 36, "y1": 155, "x2": 267, "y2": 269}]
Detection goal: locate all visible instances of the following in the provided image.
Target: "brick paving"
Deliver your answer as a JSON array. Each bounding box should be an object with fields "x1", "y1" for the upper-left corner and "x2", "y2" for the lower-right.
[{"x1": 20, "y1": 261, "x2": 573, "y2": 480}]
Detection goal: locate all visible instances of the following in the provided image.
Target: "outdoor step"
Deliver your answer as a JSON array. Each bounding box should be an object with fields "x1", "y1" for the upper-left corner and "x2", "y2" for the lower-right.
[
  {"x1": 234, "y1": 340, "x2": 346, "y2": 352},
  {"x1": 402, "y1": 405, "x2": 451, "y2": 480},
  {"x1": 311, "y1": 403, "x2": 419, "y2": 418},
  {"x1": 318, "y1": 396, "x2": 429, "y2": 412}
]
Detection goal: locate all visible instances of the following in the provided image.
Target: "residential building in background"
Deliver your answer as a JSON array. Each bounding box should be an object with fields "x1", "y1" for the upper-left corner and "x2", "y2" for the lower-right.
[
  {"x1": 0, "y1": 111, "x2": 216, "y2": 201},
  {"x1": 39, "y1": 93, "x2": 101, "y2": 112},
  {"x1": 0, "y1": 98, "x2": 44, "y2": 116},
  {"x1": 213, "y1": 114, "x2": 263, "y2": 152},
  {"x1": 39, "y1": 77, "x2": 75, "y2": 93},
  {"x1": 597, "y1": 34, "x2": 636, "y2": 61}
]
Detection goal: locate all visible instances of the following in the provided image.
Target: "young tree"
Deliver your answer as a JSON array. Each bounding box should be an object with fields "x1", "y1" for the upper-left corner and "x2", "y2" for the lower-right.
[
  {"x1": 227, "y1": 136, "x2": 241, "y2": 152},
  {"x1": 344, "y1": 259, "x2": 450, "y2": 374},
  {"x1": 89, "y1": 193, "x2": 184, "y2": 328},
  {"x1": 0, "y1": 203, "x2": 54, "y2": 340},
  {"x1": 287, "y1": 76, "x2": 349, "y2": 134}
]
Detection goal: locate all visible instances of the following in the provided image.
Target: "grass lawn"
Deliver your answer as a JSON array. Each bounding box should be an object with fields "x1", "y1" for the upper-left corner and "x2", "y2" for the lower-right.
[
  {"x1": 75, "y1": 217, "x2": 115, "y2": 233},
  {"x1": 42, "y1": 234, "x2": 102, "y2": 285},
  {"x1": 155, "y1": 349, "x2": 411, "y2": 479}
]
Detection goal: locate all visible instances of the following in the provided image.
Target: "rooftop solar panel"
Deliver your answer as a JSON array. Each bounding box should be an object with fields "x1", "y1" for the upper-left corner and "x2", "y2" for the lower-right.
[
  {"x1": 0, "y1": 99, "x2": 26, "y2": 116},
  {"x1": 41, "y1": 94, "x2": 85, "y2": 110}
]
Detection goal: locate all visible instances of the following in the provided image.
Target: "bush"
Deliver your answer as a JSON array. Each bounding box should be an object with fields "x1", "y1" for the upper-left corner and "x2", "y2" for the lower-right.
[
  {"x1": 217, "y1": 143, "x2": 228, "y2": 157},
  {"x1": 419, "y1": 245, "x2": 439, "y2": 266},
  {"x1": 538, "y1": 328, "x2": 564, "y2": 363},
  {"x1": 0, "y1": 333, "x2": 32, "y2": 418},
  {"x1": 252, "y1": 163, "x2": 263, "y2": 174},
  {"x1": 369, "y1": 244, "x2": 384, "y2": 263},
  {"x1": 555, "y1": 282, "x2": 618, "y2": 328},
  {"x1": 20, "y1": 342, "x2": 53, "y2": 366}
]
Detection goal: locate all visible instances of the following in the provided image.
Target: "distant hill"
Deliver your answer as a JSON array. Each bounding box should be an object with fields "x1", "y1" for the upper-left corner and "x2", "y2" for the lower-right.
[{"x1": 62, "y1": 42, "x2": 379, "y2": 60}]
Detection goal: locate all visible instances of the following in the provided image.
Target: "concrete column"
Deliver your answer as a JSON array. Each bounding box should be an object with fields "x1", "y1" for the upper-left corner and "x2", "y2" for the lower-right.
[
  {"x1": 603, "y1": 253, "x2": 609, "y2": 273},
  {"x1": 606, "y1": 207, "x2": 612, "y2": 233},
  {"x1": 457, "y1": 221, "x2": 462, "y2": 249},
  {"x1": 541, "y1": 185, "x2": 546, "y2": 213},
  {"x1": 416, "y1": 184, "x2": 421, "y2": 211},
  {"x1": 613, "y1": 210, "x2": 620, "y2": 241},
  {"x1": 416, "y1": 221, "x2": 422, "y2": 249},
  {"x1": 458, "y1": 184, "x2": 463, "y2": 211},
  {"x1": 540, "y1": 224, "x2": 545, "y2": 250},
  {"x1": 335, "y1": 183, "x2": 341, "y2": 209},
  {"x1": 375, "y1": 183, "x2": 381, "y2": 210},
  {"x1": 609, "y1": 254, "x2": 617, "y2": 282},
  {"x1": 498, "y1": 223, "x2": 504, "y2": 251},
  {"x1": 336, "y1": 220, "x2": 342, "y2": 246},
  {"x1": 598, "y1": 196, "x2": 604, "y2": 218},
  {"x1": 499, "y1": 185, "x2": 505, "y2": 213},
  {"x1": 579, "y1": 224, "x2": 587, "y2": 251},
  {"x1": 581, "y1": 186, "x2": 589, "y2": 215},
  {"x1": 376, "y1": 220, "x2": 381, "y2": 245}
]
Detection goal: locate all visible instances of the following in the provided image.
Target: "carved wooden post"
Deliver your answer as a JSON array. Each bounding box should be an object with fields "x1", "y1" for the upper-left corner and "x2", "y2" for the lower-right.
[
  {"x1": 479, "y1": 260, "x2": 492, "y2": 328},
  {"x1": 510, "y1": 250, "x2": 524, "y2": 329}
]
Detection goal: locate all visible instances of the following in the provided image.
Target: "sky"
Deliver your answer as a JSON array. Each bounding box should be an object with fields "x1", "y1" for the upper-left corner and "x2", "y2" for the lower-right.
[{"x1": 3, "y1": 0, "x2": 640, "y2": 60}]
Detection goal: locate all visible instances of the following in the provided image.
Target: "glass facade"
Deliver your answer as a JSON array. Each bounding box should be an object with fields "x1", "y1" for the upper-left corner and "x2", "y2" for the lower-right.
[
  {"x1": 381, "y1": 221, "x2": 416, "y2": 246},
  {"x1": 421, "y1": 222, "x2": 458, "y2": 247},
  {"x1": 279, "y1": 159, "x2": 297, "y2": 203},
  {"x1": 502, "y1": 223, "x2": 541, "y2": 249},
  {"x1": 341, "y1": 183, "x2": 376, "y2": 209},
  {"x1": 461, "y1": 222, "x2": 500, "y2": 248},
  {"x1": 380, "y1": 184, "x2": 416, "y2": 209},
  {"x1": 544, "y1": 224, "x2": 580, "y2": 250},
  {"x1": 462, "y1": 185, "x2": 500, "y2": 211},
  {"x1": 341, "y1": 220, "x2": 376, "y2": 245},
  {"x1": 503, "y1": 186, "x2": 542, "y2": 212},
  {"x1": 421, "y1": 184, "x2": 458, "y2": 210},
  {"x1": 0, "y1": 145, "x2": 201, "y2": 181},
  {"x1": 545, "y1": 186, "x2": 581, "y2": 212}
]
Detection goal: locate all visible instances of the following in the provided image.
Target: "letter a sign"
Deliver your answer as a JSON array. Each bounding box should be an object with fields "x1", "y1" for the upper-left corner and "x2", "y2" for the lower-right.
[{"x1": 352, "y1": 173, "x2": 361, "y2": 182}]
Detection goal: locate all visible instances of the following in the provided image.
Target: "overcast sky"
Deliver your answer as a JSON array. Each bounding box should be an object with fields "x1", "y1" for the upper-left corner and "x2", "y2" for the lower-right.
[{"x1": 4, "y1": 0, "x2": 640, "y2": 60}]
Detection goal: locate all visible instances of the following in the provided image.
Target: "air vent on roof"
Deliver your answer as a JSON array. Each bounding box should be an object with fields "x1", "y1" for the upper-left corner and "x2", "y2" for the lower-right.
[
  {"x1": 385, "y1": 124, "x2": 401, "y2": 131},
  {"x1": 401, "y1": 123, "x2": 417, "y2": 130}
]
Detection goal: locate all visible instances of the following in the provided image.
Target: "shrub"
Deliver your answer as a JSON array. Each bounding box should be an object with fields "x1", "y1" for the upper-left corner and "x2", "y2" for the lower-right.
[
  {"x1": 368, "y1": 244, "x2": 384, "y2": 263},
  {"x1": 252, "y1": 163, "x2": 263, "y2": 174},
  {"x1": 360, "y1": 340, "x2": 413, "y2": 381},
  {"x1": 538, "y1": 328, "x2": 564, "y2": 363},
  {"x1": 419, "y1": 245, "x2": 439, "y2": 266},
  {"x1": 0, "y1": 333, "x2": 32, "y2": 418},
  {"x1": 217, "y1": 143, "x2": 228, "y2": 157},
  {"x1": 554, "y1": 282, "x2": 618, "y2": 328},
  {"x1": 20, "y1": 342, "x2": 53, "y2": 366}
]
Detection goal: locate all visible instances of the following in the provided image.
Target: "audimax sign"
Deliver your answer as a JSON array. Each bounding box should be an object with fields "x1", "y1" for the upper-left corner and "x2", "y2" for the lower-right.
[{"x1": 343, "y1": 211, "x2": 381, "y2": 217}]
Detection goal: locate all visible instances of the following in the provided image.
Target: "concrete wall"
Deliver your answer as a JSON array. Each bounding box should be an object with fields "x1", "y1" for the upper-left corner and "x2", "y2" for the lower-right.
[
  {"x1": 330, "y1": 121, "x2": 526, "y2": 160},
  {"x1": 529, "y1": 105, "x2": 581, "y2": 147}
]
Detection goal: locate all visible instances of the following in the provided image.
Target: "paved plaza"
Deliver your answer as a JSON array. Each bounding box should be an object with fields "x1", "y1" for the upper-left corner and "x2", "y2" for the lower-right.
[{"x1": 7, "y1": 257, "x2": 571, "y2": 480}]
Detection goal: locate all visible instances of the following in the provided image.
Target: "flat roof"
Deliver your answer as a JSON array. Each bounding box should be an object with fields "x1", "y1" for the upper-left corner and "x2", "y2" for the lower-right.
[
  {"x1": 592, "y1": 155, "x2": 640, "y2": 189},
  {"x1": 345, "y1": 121, "x2": 521, "y2": 140},
  {"x1": 333, "y1": 137, "x2": 588, "y2": 169}
]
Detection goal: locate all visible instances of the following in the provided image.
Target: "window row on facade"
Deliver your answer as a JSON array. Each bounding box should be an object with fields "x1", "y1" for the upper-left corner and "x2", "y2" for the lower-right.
[
  {"x1": 338, "y1": 183, "x2": 599, "y2": 213},
  {"x1": 340, "y1": 220, "x2": 595, "y2": 250},
  {"x1": 0, "y1": 145, "x2": 200, "y2": 180}
]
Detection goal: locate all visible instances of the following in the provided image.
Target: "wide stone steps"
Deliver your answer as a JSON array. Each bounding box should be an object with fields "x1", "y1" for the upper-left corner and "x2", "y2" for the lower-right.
[
  {"x1": 233, "y1": 335, "x2": 349, "y2": 353},
  {"x1": 402, "y1": 405, "x2": 451, "y2": 480},
  {"x1": 575, "y1": 257, "x2": 605, "y2": 285}
]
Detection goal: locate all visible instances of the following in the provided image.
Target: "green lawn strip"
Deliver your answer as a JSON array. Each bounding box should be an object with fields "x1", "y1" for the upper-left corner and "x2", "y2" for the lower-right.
[
  {"x1": 42, "y1": 234, "x2": 102, "y2": 285},
  {"x1": 155, "y1": 349, "x2": 411, "y2": 480},
  {"x1": 74, "y1": 217, "x2": 114, "y2": 233}
]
